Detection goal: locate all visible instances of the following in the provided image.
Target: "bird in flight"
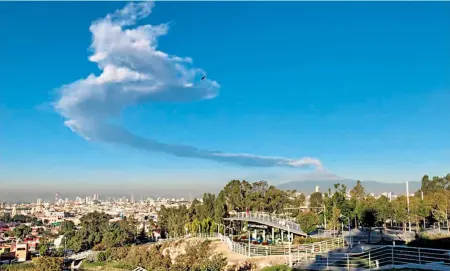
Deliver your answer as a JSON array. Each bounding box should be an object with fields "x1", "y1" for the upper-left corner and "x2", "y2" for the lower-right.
[{"x1": 201, "y1": 76, "x2": 206, "y2": 80}]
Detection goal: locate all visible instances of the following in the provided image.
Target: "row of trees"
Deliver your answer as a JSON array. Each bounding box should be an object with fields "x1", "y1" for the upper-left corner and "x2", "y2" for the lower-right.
[
  {"x1": 0, "y1": 214, "x2": 43, "y2": 226},
  {"x1": 158, "y1": 174, "x2": 450, "y2": 243},
  {"x1": 157, "y1": 180, "x2": 306, "y2": 237},
  {"x1": 304, "y1": 174, "x2": 450, "y2": 243},
  {"x1": 37, "y1": 212, "x2": 142, "y2": 254}
]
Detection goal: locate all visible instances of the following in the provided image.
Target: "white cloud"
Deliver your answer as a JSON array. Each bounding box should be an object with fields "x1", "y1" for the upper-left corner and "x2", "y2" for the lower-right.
[{"x1": 54, "y1": 1, "x2": 322, "y2": 169}]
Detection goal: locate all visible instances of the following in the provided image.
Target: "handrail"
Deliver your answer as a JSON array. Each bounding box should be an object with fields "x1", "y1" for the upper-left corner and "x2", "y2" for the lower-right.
[
  {"x1": 228, "y1": 212, "x2": 305, "y2": 234},
  {"x1": 293, "y1": 244, "x2": 450, "y2": 270}
]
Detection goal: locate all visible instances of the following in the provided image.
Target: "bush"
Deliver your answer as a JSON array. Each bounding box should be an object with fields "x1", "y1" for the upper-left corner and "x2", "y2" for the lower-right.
[
  {"x1": 0, "y1": 263, "x2": 35, "y2": 271},
  {"x1": 34, "y1": 257, "x2": 63, "y2": 271},
  {"x1": 97, "y1": 251, "x2": 107, "y2": 262},
  {"x1": 92, "y1": 243, "x2": 106, "y2": 251},
  {"x1": 408, "y1": 232, "x2": 450, "y2": 249},
  {"x1": 261, "y1": 265, "x2": 293, "y2": 271}
]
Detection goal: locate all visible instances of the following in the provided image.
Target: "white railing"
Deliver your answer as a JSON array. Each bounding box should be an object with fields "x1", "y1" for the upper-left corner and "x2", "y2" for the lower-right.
[
  {"x1": 293, "y1": 245, "x2": 450, "y2": 270},
  {"x1": 68, "y1": 250, "x2": 94, "y2": 260},
  {"x1": 232, "y1": 212, "x2": 303, "y2": 233},
  {"x1": 220, "y1": 233, "x2": 345, "y2": 258},
  {"x1": 132, "y1": 267, "x2": 148, "y2": 271},
  {"x1": 158, "y1": 232, "x2": 221, "y2": 243}
]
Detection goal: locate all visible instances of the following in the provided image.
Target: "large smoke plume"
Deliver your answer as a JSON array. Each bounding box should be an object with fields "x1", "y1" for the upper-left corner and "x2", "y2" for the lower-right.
[{"x1": 54, "y1": 2, "x2": 322, "y2": 169}]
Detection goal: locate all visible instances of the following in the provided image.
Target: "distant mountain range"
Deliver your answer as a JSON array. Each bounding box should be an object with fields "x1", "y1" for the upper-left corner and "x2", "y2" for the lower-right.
[{"x1": 277, "y1": 171, "x2": 421, "y2": 195}]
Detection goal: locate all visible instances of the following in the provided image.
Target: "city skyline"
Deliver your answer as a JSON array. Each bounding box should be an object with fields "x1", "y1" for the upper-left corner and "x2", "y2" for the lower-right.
[{"x1": 1, "y1": 1, "x2": 449, "y2": 193}]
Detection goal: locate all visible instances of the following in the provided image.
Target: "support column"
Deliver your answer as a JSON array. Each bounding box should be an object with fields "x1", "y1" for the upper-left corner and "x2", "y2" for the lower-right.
[
  {"x1": 253, "y1": 229, "x2": 257, "y2": 240},
  {"x1": 272, "y1": 227, "x2": 275, "y2": 243},
  {"x1": 262, "y1": 229, "x2": 266, "y2": 241},
  {"x1": 281, "y1": 230, "x2": 284, "y2": 243}
]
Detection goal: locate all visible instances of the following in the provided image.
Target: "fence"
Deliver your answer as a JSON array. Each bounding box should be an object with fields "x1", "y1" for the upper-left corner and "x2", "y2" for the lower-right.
[
  {"x1": 220, "y1": 233, "x2": 346, "y2": 258},
  {"x1": 158, "y1": 232, "x2": 221, "y2": 243},
  {"x1": 232, "y1": 212, "x2": 303, "y2": 234},
  {"x1": 293, "y1": 245, "x2": 450, "y2": 270},
  {"x1": 68, "y1": 250, "x2": 95, "y2": 260}
]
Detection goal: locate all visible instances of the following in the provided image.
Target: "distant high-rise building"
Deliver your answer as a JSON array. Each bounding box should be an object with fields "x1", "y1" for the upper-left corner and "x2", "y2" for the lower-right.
[
  {"x1": 93, "y1": 193, "x2": 99, "y2": 201},
  {"x1": 315, "y1": 186, "x2": 320, "y2": 193},
  {"x1": 131, "y1": 195, "x2": 134, "y2": 203}
]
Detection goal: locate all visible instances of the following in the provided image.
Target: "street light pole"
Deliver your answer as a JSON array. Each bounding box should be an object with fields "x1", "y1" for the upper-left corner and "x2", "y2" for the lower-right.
[
  {"x1": 348, "y1": 218, "x2": 352, "y2": 248},
  {"x1": 248, "y1": 227, "x2": 251, "y2": 256},
  {"x1": 287, "y1": 225, "x2": 292, "y2": 268},
  {"x1": 406, "y1": 181, "x2": 411, "y2": 232}
]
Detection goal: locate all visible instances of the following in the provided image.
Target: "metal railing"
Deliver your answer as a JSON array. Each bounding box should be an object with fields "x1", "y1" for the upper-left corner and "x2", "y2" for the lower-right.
[
  {"x1": 220, "y1": 233, "x2": 346, "y2": 258},
  {"x1": 68, "y1": 250, "x2": 95, "y2": 260},
  {"x1": 293, "y1": 245, "x2": 450, "y2": 270},
  {"x1": 231, "y1": 212, "x2": 304, "y2": 234},
  {"x1": 158, "y1": 232, "x2": 221, "y2": 243}
]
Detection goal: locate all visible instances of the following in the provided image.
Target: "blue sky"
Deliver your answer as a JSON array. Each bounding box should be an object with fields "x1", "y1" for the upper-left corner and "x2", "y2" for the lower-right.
[{"x1": 0, "y1": 1, "x2": 449, "y2": 194}]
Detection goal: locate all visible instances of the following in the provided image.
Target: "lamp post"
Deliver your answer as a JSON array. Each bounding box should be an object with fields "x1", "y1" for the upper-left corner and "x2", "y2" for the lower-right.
[
  {"x1": 287, "y1": 225, "x2": 292, "y2": 268},
  {"x1": 406, "y1": 181, "x2": 411, "y2": 232},
  {"x1": 248, "y1": 226, "x2": 251, "y2": 256},
  {"x1": 348, "y1": 217, "x2": 353, "y2": 248}
]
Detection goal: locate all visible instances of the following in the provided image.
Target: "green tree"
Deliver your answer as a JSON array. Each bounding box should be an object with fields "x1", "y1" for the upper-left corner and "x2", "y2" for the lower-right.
[
  {"x1": 200, "y1": 193, "x2": 216, "y2": 220},
  {"x1": 102, "y1": 220, "x2": 136, "y2": 248},
  {"x1": 13, "y1": 224, "x2": 31, "y2": 239},
  {"x1": 66, "y1": 211, "x2": 112, "y2": 252},
  {"x1": 221, "y1": 180, "x2": 251, "y2": 212},
  {"x1": 296, "y1": 212, "x2": 319, "y2": 235},
  {"x1": 309, "y1": 192, "x2": 323, "y2": 210},
  {"x1": 59, "y1": 220, "x2": 75, "y2": 235},
  {"x1": 288, "y1": 192, "x2": 306, "y2": 217},
  {"x1": 330, "y1": 206, "x2": 341, "y2": 232},
  {"x1": 39, "y1": 239, "x2": 50, "y2": 256},
  {"x1": 213, "y1": 191, "x2": 227, "y2": 224},
  {"x1": 350, "y1": 180, "x2": 365, "y2": 200},
  {"x1": 359, "y1": 207, "x2": 377, "y2": 244}
]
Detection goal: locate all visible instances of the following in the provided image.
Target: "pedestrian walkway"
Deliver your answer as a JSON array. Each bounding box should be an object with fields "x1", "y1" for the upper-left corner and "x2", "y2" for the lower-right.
[{"x1": 224, "y1": 212, "x2": 307, "y2": 236}]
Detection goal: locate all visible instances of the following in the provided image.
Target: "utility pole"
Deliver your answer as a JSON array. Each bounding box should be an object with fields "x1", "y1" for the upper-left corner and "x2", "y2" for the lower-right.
[
  {"x1": 248, "y1": 227, "x2": 251, "y2": 256},
  {"x1": 406, "y1": 181, "x2": 411, "y2": 232},
  {"x1": 348, "y1": 217, "x2": 352, "y2": 248}
]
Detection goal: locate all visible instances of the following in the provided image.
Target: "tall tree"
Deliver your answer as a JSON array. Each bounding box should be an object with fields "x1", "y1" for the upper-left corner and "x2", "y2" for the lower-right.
[
  {"x1": 214, "y1": 191, "x2": 227, "y2": 223},
  {"x1": 350, "y1": 180, "x2": 365, "y2": 200},
  {"x1": 13, "y1": 225, "x2": 31, "y2": 239},
  {"x1": 297, "y1": 212, "x2": 319, "y2": 235},
  {"x1": 309, "y1": 192, "x2": 323, "y2": 210}
]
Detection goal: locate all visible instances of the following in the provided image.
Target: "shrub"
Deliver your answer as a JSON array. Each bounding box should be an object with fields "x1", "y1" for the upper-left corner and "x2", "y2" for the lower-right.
[
  {"x1": 0, "y1": 263, "x2": 35, "y2": 271},
  {"x1": 97, "y1": 251, "x2": 107, "y2": 262},
  {"x1": 92, "y1": 243, "x2": 106, "y2": 251},
  {"x1": 34, "y1": 257, "x2": 63, "y2": 271},
  {"x1": 408, "y1": 232, "x2": 450, "y2": 249},
  {"x1": 261, "y1": 265, "x2": 293, "y2": 271}
]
